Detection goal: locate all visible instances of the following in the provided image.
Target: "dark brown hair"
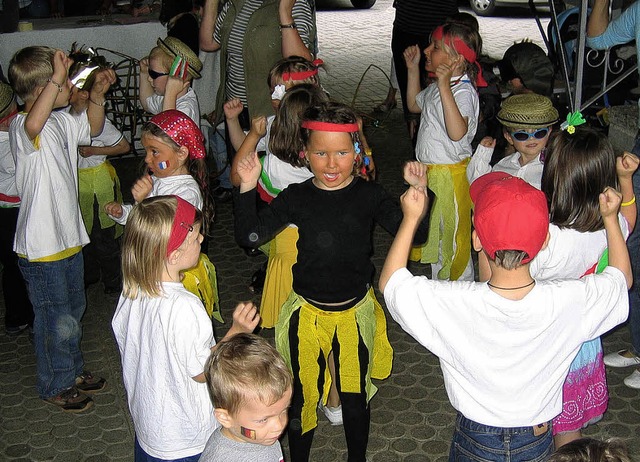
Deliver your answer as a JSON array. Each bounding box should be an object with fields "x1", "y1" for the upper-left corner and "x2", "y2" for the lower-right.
[{"x1": 541, "y1": 126, "x2": 618, "y2": 232}]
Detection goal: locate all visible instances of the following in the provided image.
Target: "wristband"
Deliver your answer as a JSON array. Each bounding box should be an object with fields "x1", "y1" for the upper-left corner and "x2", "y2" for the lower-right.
[
  {"x1": 279, "y1": 22, "x2": 297, "y2": 29},
  {"x1": 47, "y1": 78, "x2": 63, "y2": 92},
  {"x1": 621, "y1": 196, "x2": 636, "y2": 207},
  {"x1": 89, "y1": 98, "x2": 107, "y2": 107}
]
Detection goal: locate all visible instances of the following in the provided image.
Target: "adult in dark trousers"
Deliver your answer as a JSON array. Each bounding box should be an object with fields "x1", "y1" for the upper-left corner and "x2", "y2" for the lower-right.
[
  {"x1": 391, "y1": 0, "x2": 458, "y2": 139},
  {"x1": 587, "y1": 0, "x2": 640, "y2": 389}
]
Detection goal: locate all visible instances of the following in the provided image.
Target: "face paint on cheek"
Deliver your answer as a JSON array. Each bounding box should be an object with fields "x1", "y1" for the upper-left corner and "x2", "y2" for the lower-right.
[
  {"x1": 241, "y1": 426, "x2": 256, "y2": 439},
  {"x1": 158, "y1": 161, "x2": 169, "y2": 170}
]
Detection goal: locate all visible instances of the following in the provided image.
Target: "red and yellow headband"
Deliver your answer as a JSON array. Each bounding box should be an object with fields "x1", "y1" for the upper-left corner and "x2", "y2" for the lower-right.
[
  {"x1": 301, "y1": 120, "x2": 359, "y2": 132},
  {"x1": 166, "y1": 196, "x2": 197, "y2": 256},
  {"x1": 282, "y1": 59, "x2": 324, "y2": 82},
  {"x1": 431, "y1": 26, "x2": 487, "y2": 88}
]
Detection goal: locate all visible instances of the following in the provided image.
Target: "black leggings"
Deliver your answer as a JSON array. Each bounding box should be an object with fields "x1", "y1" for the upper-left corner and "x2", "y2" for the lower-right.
[{"x1": 286, "y1": 309, "x2": 371, "y2": 462}]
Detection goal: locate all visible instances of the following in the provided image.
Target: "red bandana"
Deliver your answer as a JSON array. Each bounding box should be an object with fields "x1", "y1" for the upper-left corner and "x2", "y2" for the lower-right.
[
  {"x1": 431, "y1": 26, "x2": 488, "y2": 88},
  {"x1": 301, "y1": 121, "x2": 359, "y2": 132},
  {"x1": 166, "y1": 196, "x2": 196, "y2": 256},
  {"x1": 282, "y1": 59, "x2": 324, "y2": 82},
  {"x1": 149, "y1": 110, "x2": 206, "y2": 159}
]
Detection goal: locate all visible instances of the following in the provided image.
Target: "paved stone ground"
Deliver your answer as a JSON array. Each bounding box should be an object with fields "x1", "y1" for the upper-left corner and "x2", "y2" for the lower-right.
[{"x1": 1, "y1": 2, "x2": 639, "y2": 461}]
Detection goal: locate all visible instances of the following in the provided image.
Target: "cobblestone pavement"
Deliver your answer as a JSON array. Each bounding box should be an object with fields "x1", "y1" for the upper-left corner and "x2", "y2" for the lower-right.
[{"x1": 1, "y1": 2, "x2": 638, "y2": 461}]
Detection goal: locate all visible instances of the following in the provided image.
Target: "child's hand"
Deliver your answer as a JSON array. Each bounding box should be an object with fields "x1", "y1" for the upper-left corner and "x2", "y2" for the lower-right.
[
  {"x1": 139, "y1": 58, "x2": 149, "y2": 75},
  {"x1": 403, "y1": 161, "x2": 428, "y2": 190},
  {"x1": 616, "y1": 151, "x2": 640, "y2": 180},
  {"x1": 480, "y1": 136, "x2": 496, "y2": 149},
  {"x1": 165, "y1": 75, "x2": 189, "y2": 96},
  {"x1": 91, "y1": 68, "x2": 117, "y2": 96},
  {"x1": 231, "y1": 301, "x2": 260, "y2": 333},
  {"x1": 105, "y1": 201, "x2": 123, "y2": 218},
  {"x1": 400, "y1": 186, "x2": 428, "y2": 222},
  {"x1": 132, "y1": 174, "x2": 153, "y2": 203},
  {"x1": 599, "y1": 186, "x2": 622, "y2": 219},
  {"x1": 403, "y1": 45, "x2": 421, "y2": 70},
  {"x1": 237, "y1": 151, "x2": 262, "y2": 191},
  {"x1": 435, "y1": 57, "x2": 463, "y2": 86},
  {"x1": 78, "y1": 146, "x2": 95, "y2": 157},
  {"x1": 223, "y1": 99, "x2": 244, "y2": 120},
  {"x1": 250, "y1": 116, "x2": 267, "y2": 137},
  {"x1": 52, "y1": 50, "x2": 72, "y2": 86}
]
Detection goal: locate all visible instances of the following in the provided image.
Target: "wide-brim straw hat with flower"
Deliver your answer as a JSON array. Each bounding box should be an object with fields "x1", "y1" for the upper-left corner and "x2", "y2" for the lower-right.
[
  {"x1": 0, "y1": 82, "x2": 16, "y2": 118},
  {"x1": 497, "y1": 93, "x2": 559, "y2": 129},
  {"x1": 157, "y1": 36, "x2": 203, "y2": 79}
]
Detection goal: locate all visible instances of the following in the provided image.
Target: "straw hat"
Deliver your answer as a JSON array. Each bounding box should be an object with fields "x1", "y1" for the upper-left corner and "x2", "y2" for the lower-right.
[
  {"x1": 497, "y1": 93, "x2": 559, "y2": 129},
  {"x1": 0, "y1": 82, "x2": 15, "y2": 119},
  {"x1": 157, "y1": 36, "x2": 203, "y2": 79}
]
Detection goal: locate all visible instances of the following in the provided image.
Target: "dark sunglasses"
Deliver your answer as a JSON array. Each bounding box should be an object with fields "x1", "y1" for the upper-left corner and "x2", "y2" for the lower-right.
[
  {"x1": 510, "y1": 127, "x2": 550, "y2": 142},
  {"x1": 148, "y1": 69, "x2": 169, "y2": 80}
]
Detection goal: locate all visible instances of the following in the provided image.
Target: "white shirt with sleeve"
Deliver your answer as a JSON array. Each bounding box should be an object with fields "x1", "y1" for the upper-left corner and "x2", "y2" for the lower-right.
[
  {"x1": 9, "y1": 111, "x2": 91, "y2": 260},
  {"x1": 78, "y1": 118, "x2": 125, "y2": 169},
  {"x1": 0, "y1": 131, "x2": 20, "y2": 207},
  {"x1": 110, "y1": 174, "x2": 202, "y2": 225},
  {"x1": 383, "y1": 266, "x2": 628, "y2": 428},
  {"x1": 466, "y1": 144, "x2": 544, "y2": 189},
  {"x1": 112, "y1": 282, "x2": 217, "y2": 459},
  {"x1": 415, "y1": 75, "x2": 479, "y2": 165},
  {"x1": 145, "y1": 87, "x2": 201, "y2": 123}
]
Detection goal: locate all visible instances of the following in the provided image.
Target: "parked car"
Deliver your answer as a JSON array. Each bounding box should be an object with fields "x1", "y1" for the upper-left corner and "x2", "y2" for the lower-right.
[{"x1": 468, "y1": 0, "x2": 565, "y2": 16}]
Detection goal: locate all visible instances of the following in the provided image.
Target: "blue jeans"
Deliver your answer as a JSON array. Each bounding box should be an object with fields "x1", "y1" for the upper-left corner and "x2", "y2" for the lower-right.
[
  {"x1": 134, "y1": 438, "x2": 201, "y2": 462},
  {"x1": 449, "y1": 413, "x2": 553, "y2": 462},
  {"x1": 627, "y1": 133, "x2": 640, "y2": 356},
  {"x1": 19, "y1": 252, "x2": 86, "y2": 399}
]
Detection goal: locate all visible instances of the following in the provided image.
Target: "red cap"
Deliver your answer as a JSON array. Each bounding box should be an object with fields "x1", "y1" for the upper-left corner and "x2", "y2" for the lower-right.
[{"x1": 470, "y1": 172, "x2": 549, "y2": 263}]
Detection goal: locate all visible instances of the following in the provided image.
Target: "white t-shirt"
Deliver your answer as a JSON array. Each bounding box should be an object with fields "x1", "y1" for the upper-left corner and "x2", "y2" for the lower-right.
[
  {"x1": 145, "y1": 87, "x2": 201, "y2": 123},
  {"x1": 110, "y1": 174, "x2": 202, "y2": 225},
  {"x1": 0, "y1": 131, "x2": 20, "y2": 207},
  {"x1": 415, "y1": 75, "x2": 479, "y2": 165},
  {"x1": 78, "y1": 118, "x2": 125, "y2": 169},
  {"x1": 10, "y1": 111, "x2": 91, "y2": 259},
  {"x1": 383, "y1": 266, "x2": 628, "y2": 428},
  {"x1": 466, "y1": 145, "x2": 544, "y2": 190},
  {"x1": 530, "y1": 215, "x2": 630, "y2": 279},
  {"x1": 112, "y1": 282, "x2": 217, "y2": 459}
]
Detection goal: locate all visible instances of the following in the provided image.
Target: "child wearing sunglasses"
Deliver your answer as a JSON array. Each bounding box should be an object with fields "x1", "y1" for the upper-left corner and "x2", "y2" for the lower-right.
[
  {"x1": 139, "y1": 37, "x2": 203, "y2": 124},
  {"x1": 467, "y1": 93, "x2": 559, "y2": 189}
]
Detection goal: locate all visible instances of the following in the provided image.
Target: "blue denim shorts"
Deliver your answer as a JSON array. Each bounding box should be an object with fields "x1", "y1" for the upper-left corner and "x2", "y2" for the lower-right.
[{"x1": 449, "y1": 413, "x2": 553, "y2": 462}]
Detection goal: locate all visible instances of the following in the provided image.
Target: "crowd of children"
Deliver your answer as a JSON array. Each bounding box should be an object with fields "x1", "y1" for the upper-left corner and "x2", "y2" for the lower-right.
[{"x1": 1, "y1": 6, "x2": 639, "y2": 462}]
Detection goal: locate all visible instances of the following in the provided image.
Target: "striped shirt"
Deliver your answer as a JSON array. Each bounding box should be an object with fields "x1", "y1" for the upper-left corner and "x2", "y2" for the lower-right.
[{"x1": 214, "y1": 0, "x2": 315, "y2": 105}]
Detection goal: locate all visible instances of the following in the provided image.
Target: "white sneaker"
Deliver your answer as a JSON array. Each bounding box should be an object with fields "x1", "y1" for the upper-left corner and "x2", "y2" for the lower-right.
[
  {"x1": 603, "y1": 350, "x2": 640, "y2": 368},
  {"x1": 623, "y1": 369, "x2": 640, "y2": 389},
  {"x1": 318, "y1": 403, "x2": 343, "y2": 426}
]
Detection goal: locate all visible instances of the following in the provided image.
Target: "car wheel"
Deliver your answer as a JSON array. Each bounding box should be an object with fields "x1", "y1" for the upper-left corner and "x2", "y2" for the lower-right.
[
  {"x1": 350, "y1": 0, "x2": 376, "y2": 9},
  {"x1": 469, "y1": 0, "x2": 497, "y2": 16}
]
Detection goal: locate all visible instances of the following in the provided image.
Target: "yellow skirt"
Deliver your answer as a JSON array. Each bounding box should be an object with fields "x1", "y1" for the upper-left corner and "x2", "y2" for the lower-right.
[
  {"x1": 182, "y1": 253, "x2": 222, "y2": 322},
  {"x1": 275, "y1": 289, "x2": 393, "y2": 434},
  {"x1": 78, "y1": 161, "x2": 123, "y2": 237},
  {"x1": 411, "y1": 158, "x2": 472, "y2": 281},
  {"x1": 259, "y1": 226, "x2": 298, "y2": 328}
]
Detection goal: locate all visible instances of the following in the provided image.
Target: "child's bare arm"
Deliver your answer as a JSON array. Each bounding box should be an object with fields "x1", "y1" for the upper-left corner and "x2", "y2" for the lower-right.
[
  {"x1": 616, "y1": 152, "x2": 639, "y2": 231},
  {"x1": 24, "y1": 50, "x2": 70, "y2": 140},
  {"x1": 436, "y1": 61, "x2": 468, "y2": 142},
  {"x1": 222, "y1": 301, "x2": 260, "y2": 338},
  {"x1": 231, "y1": 116, "x2": 266, "y2": 187},
  {"x1": 79, "y1": 137, "x2": 130, "y2": 158},
  {"x1": 87, "y1": 69, "x2": 116, "y2": 137},
  {"x1": 403, "y1": 45, "x2": 422, "y2": 114},
  {"x1": 380, "y1": 187, "x2": 429, "y2": 292},
  {"x1": 162, "y1": 77, "x2": 190, "y2": 112},
  {"x1": 601, "y1": 187, "x2": 633, "y2": 288},
  {"x1": 138, "y1": 58, "x2": 154, "y2": 112},
  {"x1": 236, "y1": 150, "x2": 263, "y2": 193},
  {"x1": 224, "y1": 99, "x2": 247, "y2": 151}
]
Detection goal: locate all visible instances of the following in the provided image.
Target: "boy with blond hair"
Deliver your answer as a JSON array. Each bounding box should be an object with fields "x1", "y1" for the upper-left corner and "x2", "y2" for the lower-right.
[
  {"x1": 8, "y1": 46, "x2": 115, "y2": 412},
  {"x1": 202, "y1": 333, "x2": 292, "y2": 461},
  {"x1": 139, "y1": 36, "x2": 203, "y2": 122},
  {"x1": 380, "y1": 172, "x2": 631, "y2": 461}
]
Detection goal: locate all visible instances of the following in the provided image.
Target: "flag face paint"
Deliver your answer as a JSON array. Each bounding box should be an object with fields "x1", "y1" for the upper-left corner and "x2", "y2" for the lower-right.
[
  {"x1": 158, "y1": 161, "x2": 169, "y2": 170},
  {"x1": 241, "y1": 426, "x2": 256, "y2": 439}
]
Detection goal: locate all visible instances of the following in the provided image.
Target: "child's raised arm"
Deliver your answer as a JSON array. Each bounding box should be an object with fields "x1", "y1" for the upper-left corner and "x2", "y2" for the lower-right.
[
  {"x1": 380, "y1": 186, "x2": 429, "y2": 292},
  {"x1": 231, "y1": 115, "x2": 266, "y2": 187},
  {"x1": 223, "y1": 98, "x2": 247, "y2": 152},
  {"x1": 87, "y1": 68, "x2": 116, "y2": 137},
  {"x1": 616, "y1": 151, "x2": 639, "y2": 231},
  {"x1": 24, "y1": 50, "x2": 70, "y2": 140},
  {"x1": 236, "y1": 150, "x2": 263, "y2": 193},
  {"x1": 436, "y1": 57, "x2": 469, "y2": 142},
  {"x1": 601, "y1": 186, "x2": 633, "y2": 288},
  {"x1": 162, "y1": 76, "x2": 190, "y2": 112},
  {"x1": 138, "y1": 58, "x2": 154, "y2": 112},
  {"x1": 403, "y1": 45, "x2": 422, "y2": 114}
]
